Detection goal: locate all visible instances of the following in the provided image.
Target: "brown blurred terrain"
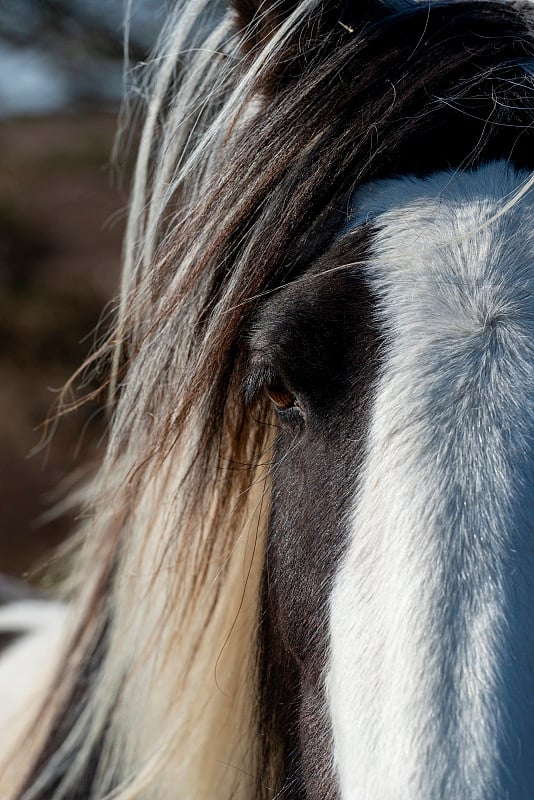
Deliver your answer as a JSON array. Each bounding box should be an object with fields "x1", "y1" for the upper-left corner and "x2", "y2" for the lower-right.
[{"x1": 0, "y1": 112, "x2": 124, "y2": 579}]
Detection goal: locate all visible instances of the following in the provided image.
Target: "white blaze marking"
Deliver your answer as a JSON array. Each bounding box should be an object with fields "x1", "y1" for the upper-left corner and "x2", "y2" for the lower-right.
[{"x1": 327, "y1": 163, "x2": 534, "y2": 799}]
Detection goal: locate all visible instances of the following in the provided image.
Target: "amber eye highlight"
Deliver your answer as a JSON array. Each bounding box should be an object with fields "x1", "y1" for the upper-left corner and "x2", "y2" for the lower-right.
[{"x1": 265, "y1": 378, "x2": 298, "y2": 412}]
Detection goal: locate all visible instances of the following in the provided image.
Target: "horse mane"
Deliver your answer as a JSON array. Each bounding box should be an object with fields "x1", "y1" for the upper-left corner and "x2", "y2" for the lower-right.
[{"x1": 4, "y1": 1, "x2": 534, "y2": 798}]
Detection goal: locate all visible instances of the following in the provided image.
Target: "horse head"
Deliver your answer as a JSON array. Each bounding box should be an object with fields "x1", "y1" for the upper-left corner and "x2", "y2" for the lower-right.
[{"x1": 3, "y1": 2, "x2": 534, "y2": 798}]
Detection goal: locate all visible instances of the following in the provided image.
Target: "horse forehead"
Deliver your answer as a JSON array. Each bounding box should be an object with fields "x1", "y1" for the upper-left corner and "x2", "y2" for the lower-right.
[
  {"x1": 349, "y1": 162, "x2": 533, "y2": 247},
  {"x1": 345, "y1": 162, "x2": 534, "y2": 321}
]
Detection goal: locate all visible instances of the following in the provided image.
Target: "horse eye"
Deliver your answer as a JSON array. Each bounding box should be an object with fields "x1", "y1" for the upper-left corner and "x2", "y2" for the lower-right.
[{"x1": 265, "y1": 378, "x2": 299, "y2": 412}]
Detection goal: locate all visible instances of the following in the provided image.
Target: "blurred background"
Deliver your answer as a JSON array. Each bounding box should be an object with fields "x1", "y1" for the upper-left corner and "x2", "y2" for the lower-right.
[{"x1": 0, "y1": 0, "x2": 165, "y2": 581}]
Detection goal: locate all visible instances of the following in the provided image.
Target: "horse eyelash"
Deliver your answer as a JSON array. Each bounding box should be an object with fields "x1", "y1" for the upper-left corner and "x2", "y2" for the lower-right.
[{"x1": 243, "y1": 364, "x2": 280, "y2": 405}]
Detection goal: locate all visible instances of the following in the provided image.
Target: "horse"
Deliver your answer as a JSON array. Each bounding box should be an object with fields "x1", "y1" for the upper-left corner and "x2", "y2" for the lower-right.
[{"x1": 1, "y1": 0, "x2": 534, "y2": 797}]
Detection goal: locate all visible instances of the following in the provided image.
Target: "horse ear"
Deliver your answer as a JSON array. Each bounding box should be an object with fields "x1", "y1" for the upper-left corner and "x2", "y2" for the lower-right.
[
  {"x1": 231, "y1": 0, "x2": 391, "y2": 44},
  {"x1": 231, "y1": 0, "x2": 298, "y2": 44}
]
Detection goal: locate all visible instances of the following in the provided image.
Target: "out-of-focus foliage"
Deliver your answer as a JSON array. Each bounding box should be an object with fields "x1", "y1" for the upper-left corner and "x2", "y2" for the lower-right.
[
  {"x1": 0, "y1": 0, "x2": 166, "y2": 116},
  {"x1": 0, "y1": 1, "x2": 168, "y2": 577}
]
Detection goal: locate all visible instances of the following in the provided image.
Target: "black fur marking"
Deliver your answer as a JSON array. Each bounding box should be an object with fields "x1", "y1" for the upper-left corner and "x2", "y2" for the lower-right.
[
  {"x1": 250, "y1": 229, "x2": 381, "y2": 798},
  {"x1": 0, "y1": 630, "x2": 26, "y2": 654},
  {"x1": 0, "y1": 577, "x2": 50, "y2": 659},
  {"x1": 0, "y1": 575, "x2": 45, "y2": 606}
]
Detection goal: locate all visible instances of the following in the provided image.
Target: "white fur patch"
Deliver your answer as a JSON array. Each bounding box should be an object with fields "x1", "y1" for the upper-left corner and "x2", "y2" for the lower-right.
[
  {"x1": 327, "y1": 163, "x2": 534, "y2": 799},
  {"x1": 0, "y1": 600, "x2": 67, "y2": 732}
]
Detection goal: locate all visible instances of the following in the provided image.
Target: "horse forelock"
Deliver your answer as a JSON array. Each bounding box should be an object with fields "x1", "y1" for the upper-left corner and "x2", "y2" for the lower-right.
[{"x1": 9, "y1": 1, "x2": 534, "y2": 799}]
